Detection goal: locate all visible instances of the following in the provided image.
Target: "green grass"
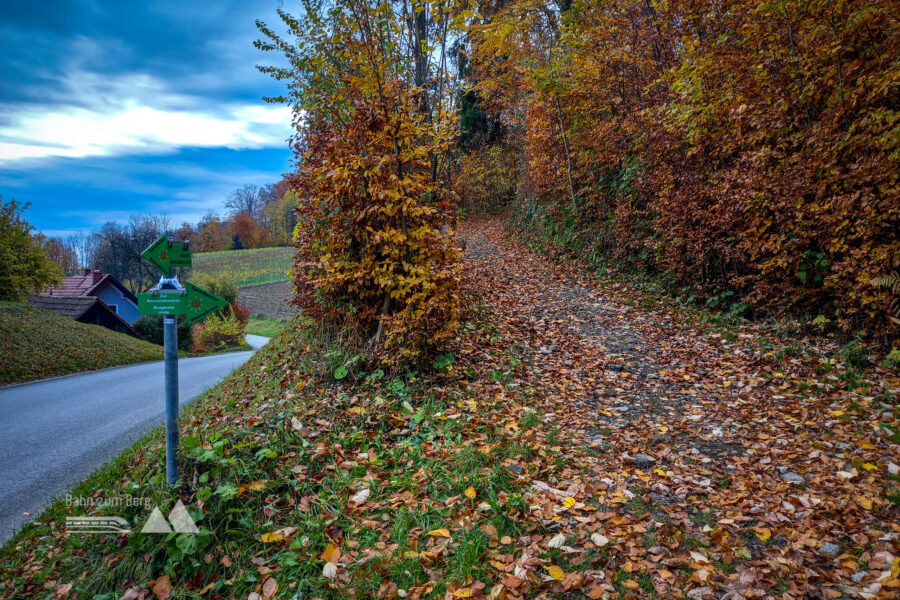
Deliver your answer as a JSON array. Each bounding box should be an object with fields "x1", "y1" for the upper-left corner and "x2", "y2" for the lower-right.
[
  {"x1": 0, "y1": 301, "x2": 164, "y2": 385},
  {"x1": 189, "y1": 246, "x2": 294, "y2": 288},
  {"x1": 246, "y1": 316, "x2": 288, "y2": 337},
  {"x1": 0, "y1": 313, "x2": 531, "y2": 599}
]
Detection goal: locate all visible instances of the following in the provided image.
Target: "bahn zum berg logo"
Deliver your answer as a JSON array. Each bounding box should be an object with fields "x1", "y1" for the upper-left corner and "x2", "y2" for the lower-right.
[{"x1": 65, "y1": 499, "x2": 199, "y2": 535}]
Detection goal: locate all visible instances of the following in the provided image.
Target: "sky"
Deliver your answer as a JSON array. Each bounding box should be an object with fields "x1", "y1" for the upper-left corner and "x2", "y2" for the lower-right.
[{"x1": 0, "y1": 0, "x2": 296, "y2": 238}]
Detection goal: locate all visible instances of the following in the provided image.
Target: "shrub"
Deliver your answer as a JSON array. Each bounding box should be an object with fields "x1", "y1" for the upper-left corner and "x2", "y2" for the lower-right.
[
  {"x1": 133, "y1": 315, "x2": 192, "y2": 350},
  {"x1": 191, "y1": 313, "x2": 245, "y2": 353},
  {"x1": 188, "y1": 272, "x2": 237, "y2": 306},
  {"x1": 230, "y1": 301, "x2": 250, "y2": 326},
  {"x1": 0, "y1": 197, "x2": 61, "y2": 300}
]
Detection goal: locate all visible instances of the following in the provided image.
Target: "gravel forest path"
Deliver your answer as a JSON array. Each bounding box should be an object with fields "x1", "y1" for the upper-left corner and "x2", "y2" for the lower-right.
[{"x1": 459, "y1": 215, "x2": 899, "y2": 599}]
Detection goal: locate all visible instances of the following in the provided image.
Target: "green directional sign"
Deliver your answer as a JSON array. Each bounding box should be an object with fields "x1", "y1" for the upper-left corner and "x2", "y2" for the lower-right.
[
  {"x1": 138, "y1": 291, "x2": 190, "y2": 316},
  {"x1": 138, "y1": 283, "x2": 227, "y2": 322},
  {"x1": 184, "y1": 281, "x2": 228, "y2": 324},
  {"x1": 142, "y1": 233, "x2": 192, "y2": 275}
]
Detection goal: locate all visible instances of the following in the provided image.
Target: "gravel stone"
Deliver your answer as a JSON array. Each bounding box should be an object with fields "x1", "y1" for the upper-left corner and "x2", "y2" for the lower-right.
[
  {"x1": 633, "y1": 454, "x2": 655, "y2": 468},
  {"x1": 780, "y1": 471, "x2": 806, "y2": 484}
]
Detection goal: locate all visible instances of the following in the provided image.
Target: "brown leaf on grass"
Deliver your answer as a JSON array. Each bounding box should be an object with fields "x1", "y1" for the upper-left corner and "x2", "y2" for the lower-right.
[
  {"x1": 150, "y1": 575, "x2": 171, "y2": 600},
  {"x1": 261, "y1": 577, "x2": 278, "y2": 599}
]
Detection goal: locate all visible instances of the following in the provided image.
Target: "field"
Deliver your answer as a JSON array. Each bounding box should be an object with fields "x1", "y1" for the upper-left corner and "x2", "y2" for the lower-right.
[
  {"x1": 0, "y1": 301, "x2": 164, "y2": 385},
  {"x1": 189, "y1": 246, "x2": 294, "y2": 288}
]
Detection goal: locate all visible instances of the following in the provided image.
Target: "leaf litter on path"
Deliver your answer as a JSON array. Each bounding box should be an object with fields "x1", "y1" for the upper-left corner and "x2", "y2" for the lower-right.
[{"x1": 457, "y1": 215, "x2": 899, "y2": 599}]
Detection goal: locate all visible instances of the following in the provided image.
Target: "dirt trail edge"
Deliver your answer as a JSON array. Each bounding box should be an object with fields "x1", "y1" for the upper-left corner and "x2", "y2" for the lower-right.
[{"x1": 460, "y1": 215, "x2": 899, "y2": 599}]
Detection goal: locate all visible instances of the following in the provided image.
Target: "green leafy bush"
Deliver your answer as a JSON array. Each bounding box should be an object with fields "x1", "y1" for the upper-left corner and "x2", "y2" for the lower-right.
[{"x1": 191, "y1": 313, "x2": 245, "y2": 352}]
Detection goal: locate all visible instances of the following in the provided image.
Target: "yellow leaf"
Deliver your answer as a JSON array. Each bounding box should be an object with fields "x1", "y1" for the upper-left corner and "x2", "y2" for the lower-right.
[
  {"x1": 754, "y1": 528, "x2": 772, "y2": 542},
  {"x1": 658, "y1": 426, "x2": 668, "y2": 434},
  {"x1": 426, "y1": 528, "x2": 451, "y2": 538},
  {"x1": 654, "y1": 469, "x2": 667, "y2": 477},
  {"x1": 453, "y1": 588, "x2": 474, "y2": 598},
  {"x1": 348, "y1": 406, "x2": 366, "y2": 415},
  {"x1": 464, "y1": 486, "x2": 477, "y2": 499},
  {"x1": 247, "y1": 480, "x2": 267, "y2": 491},
  {"x1": 861, "y1": 463, "x2": 877, "y2": 471},
  {"x1": 858, "y1": 442, "x2": 876, "y2": 450},
  {"x1": 563, "y1": 496, "x2": 576, "y2": 509},
  {"x1": 829, "y1": 410, "x2": 844, "y2": 417},
  {"x1": 547, "y1": 565, "x2": 565, "y2": 580},
  {"x1": 261, "y1": 532, "x2": 283, "y2": 543},
  {"x1": 322, "y1": 543, "x2": 341, "y2": 563},
  {"x1": 858, "y1": 497, "x2": 873, "y2": 510}
]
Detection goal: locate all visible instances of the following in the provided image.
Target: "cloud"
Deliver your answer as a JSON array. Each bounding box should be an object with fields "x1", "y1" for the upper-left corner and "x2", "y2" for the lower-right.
[{"x1": 0, "y1": 71, "x2": 292, "y2": 164}]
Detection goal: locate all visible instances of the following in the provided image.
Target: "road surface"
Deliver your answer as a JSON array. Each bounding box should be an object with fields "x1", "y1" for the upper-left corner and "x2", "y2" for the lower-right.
[{"x1": 0, "y1": 335, "x2": 269, "y2": 544}]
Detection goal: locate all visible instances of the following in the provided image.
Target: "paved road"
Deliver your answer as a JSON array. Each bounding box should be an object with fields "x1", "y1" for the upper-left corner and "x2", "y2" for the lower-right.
[{"x1": 0, "y1": 335, "x2": 269, "y2": 543}]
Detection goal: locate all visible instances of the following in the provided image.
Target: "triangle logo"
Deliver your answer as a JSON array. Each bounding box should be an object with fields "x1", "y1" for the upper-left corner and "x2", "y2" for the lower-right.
[
  {"x1": 140, "y1": 507, "x2": 173, "y2": 534},
  {"x1": 168, "y1": 500, "x2": 200, "y2": 534}
]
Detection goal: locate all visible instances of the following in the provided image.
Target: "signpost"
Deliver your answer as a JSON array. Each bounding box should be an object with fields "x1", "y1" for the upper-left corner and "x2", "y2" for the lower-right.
[{"x1": 138, "y1": 235, "x2": 227, "y2": 484}]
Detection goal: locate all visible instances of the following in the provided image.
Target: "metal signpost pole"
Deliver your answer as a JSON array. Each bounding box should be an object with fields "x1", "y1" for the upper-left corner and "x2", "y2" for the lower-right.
[
  {"x1": 163, "y1": 314, "x2": 179, "y2": 484},
  {"x1": 139, "y1": 233, "x2": 226, "y2": 486}
]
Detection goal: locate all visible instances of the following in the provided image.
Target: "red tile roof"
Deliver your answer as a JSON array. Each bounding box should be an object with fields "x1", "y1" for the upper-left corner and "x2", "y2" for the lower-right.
[{"x1": 47, "y1": 270, "x2": 111, "y2": 297}]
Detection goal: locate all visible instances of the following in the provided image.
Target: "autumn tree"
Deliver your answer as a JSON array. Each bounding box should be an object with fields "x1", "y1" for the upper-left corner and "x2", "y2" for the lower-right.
[
  {"x1": 196, "y1": 216, "x2": 225, "y2": 252},
  {"x1": 257, "y1": 0, "x2": 474, "y2": 361},
  {"x1": 465, "y1": 0, "x2": 899, "y2": 335},
  {"x1": 43, "y1": 237, "x2": 79, "y2": 275},
  {"x1": 0, "y1": 197, "x2": 61, "y2": 301}
]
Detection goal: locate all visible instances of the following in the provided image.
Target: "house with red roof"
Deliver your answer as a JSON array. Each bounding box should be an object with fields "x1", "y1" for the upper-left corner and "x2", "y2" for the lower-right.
[{"x1": 41, "y1": 269, "x2": 140, "y2": 324}]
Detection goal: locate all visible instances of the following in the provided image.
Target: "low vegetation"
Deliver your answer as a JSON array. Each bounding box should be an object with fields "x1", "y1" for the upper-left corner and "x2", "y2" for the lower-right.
[
  {"x1": 189, "y1": 246, "x2": 293, "y2": 288},
  {"x1": 2, "y1": 220, "x2": 897, "y2": 598},
  {"x1": 0, "y1": 301, "x2": 163, "y2": 385},
  {"x1": 246, "y1": 316, "x2": 287, "y2": 337}
]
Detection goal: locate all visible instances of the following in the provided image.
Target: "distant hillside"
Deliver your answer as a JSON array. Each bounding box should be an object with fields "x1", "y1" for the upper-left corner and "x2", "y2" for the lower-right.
[
  {"x1": 0, "y1": 301, "x2": 164, "y2": 386},
  {"x1": 190, "y1": 246, "x2": 294, "y2": 288}
]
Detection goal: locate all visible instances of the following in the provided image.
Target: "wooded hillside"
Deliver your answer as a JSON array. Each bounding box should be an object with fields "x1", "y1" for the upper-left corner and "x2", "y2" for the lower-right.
[{"x1": 462, "y1": 0, "x2": 898, "y2": 334}]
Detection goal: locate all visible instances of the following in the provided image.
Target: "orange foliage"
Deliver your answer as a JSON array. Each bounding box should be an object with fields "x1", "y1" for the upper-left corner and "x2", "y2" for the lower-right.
[
  {"x1": 258, "y1": 0, "x2": 467, "y2": 362},
  {"x1": 468, "y1": 0, "x2": 899, "y2": 333}
]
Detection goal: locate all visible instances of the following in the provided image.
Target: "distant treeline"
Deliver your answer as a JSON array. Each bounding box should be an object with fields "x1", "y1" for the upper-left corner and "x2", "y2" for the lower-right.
[{"x1": 43, "y1": 181, "x2": 298, "y2": 293}]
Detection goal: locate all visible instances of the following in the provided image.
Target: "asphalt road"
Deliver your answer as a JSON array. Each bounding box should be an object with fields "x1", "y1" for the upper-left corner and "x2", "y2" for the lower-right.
[{"x1": 0, "y1": 335, "x2": 269, "y2": 544}]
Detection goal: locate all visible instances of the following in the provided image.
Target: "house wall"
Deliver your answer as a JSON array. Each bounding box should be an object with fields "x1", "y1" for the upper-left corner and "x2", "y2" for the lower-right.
[{"x1": 96, "y1": 284, "x2": 139, "y2": 324}]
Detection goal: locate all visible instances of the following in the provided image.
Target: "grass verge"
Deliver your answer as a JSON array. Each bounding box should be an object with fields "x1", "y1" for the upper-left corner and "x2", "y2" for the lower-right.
[
  {"x1": 0, "y1": 306, "x2": 549, "y2": 599},
  {"x1": 246, "y1": 316, "x2": 288, "y2": 337},
  {"x1": 0, "y1": 301, "x2": 164, "y2": 386}
]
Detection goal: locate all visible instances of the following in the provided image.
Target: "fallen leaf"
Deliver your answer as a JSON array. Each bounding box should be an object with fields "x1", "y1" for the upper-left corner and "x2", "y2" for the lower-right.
[
  {"x1": 465, "y1": 486, "x2": 477, "y2": 499},
  {"x1": 548, "y1": 533, "x2": 566, "y2": 548},
  {"x1": 352, "y1": 487, "x2": 371, "y2": 503},
  {"x1": 547, "y1": 565, "x2": 565, "y2": 580},
  {"x1": 426, "y1": 528, "x2": 451, "y2": 538},
  {"x1": 322, "y1": 543, "x2": 341, "y2": 563},
  {"x1": 262, "y1": 577, "x2": 278, "y2": 599},
  {"x1": 151, "y1": 575, "x2": 171, "y2": 600}
]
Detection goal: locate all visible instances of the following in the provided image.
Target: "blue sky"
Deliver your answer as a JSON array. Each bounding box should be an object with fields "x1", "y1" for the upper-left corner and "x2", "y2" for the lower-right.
[{"x1": 0, "y1": 0, "x2": 295, "y2": 237}]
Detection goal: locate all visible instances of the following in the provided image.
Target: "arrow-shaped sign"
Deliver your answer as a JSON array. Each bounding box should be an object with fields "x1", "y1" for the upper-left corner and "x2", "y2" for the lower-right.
[
  {"x1": 142, "y1": 233, "x2": 192, "y2": 275},
  {"x1": 184, "y1": 281, "x2": 228, "y2": 324},
  {"x1": 138, "y1": 282, "x2": 227, "y2": 323}
]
